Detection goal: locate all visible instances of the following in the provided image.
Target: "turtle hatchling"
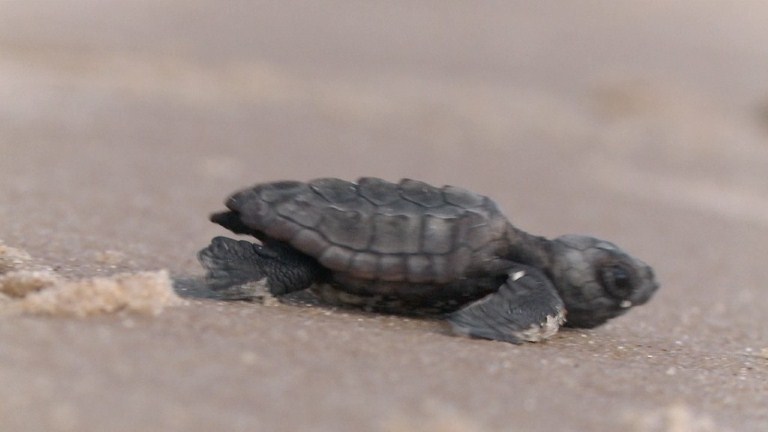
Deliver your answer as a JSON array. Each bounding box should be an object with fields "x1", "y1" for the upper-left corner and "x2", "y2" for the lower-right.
[{"x1": 199, "y1": 177, "x2": 659, "y2": 344}]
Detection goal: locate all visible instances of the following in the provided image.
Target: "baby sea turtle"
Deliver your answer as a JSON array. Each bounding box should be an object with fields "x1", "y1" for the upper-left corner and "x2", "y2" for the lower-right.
[{"x1": 199, "y1": 178, "x2": 658, "y2": 344}]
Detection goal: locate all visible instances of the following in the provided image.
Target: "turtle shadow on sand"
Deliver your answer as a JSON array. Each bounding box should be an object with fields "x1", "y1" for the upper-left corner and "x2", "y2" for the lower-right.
[{"x1": 178, "y1": 177, "x2": 659, "y2": 344}]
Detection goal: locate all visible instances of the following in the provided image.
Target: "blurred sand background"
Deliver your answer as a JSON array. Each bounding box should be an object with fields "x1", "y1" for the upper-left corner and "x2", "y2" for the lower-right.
[{"x1": 1, "y1": 1, "x2": 768, "y2": 431}]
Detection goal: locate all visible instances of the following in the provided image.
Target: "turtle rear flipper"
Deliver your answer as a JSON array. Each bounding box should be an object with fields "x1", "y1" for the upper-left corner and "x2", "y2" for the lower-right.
[
  {"x1": 198, "y1": 236, "x2": 323, "y2": 297},
  {"x1": 447, "y1": 265, "x2": 565, "y2": 344}
]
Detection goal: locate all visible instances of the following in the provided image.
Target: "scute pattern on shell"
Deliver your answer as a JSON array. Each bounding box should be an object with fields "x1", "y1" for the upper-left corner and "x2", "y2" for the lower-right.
[{"x1": 224, "y1": 177, "x2": 506, "y2": 283}]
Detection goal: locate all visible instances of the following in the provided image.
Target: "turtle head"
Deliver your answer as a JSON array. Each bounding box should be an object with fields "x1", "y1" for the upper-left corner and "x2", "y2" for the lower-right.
[{"x1": 548, "y1": 234, "x2": 659, "y2": 328}]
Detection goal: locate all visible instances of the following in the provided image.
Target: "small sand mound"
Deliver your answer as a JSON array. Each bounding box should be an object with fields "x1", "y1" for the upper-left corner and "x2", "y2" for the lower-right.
[
  {"x1": 17, "y1": 270, "x2": 182, "y2": 316},
  {"x1": 0, "y1": 243, "x2": 33, "y2": 273},
  {"x1": 758, "y1": 348, "x2": 768, "y2": 360},
  {"x1": 0, "y1": 242, "x2": 183, "y2": 316},
  {"x1": 382, "y1": 401, "x2": 482, "y2": 432},
  {"x1": 623, "y1": 402, "x2": 724, "y2": 432},
  {"x1": 0, "y1": 270, "x2": 63, "y2": 297}
]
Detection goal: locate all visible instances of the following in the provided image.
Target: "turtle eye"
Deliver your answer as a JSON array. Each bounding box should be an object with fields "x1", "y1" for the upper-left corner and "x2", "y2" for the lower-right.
[{"x1": 599, "y1": 264, "x2": 634, "y2": 300}]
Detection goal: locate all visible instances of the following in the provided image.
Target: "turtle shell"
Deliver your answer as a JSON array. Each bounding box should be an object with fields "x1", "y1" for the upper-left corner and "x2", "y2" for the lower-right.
[{"x1": 222, "y1": 177, "x2": 508, "y2": 284}]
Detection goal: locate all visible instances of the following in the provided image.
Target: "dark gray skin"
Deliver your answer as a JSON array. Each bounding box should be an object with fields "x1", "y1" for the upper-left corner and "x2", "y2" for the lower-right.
[{"x1": 199, "y1": 177, "x2": 659, "y2": 344}]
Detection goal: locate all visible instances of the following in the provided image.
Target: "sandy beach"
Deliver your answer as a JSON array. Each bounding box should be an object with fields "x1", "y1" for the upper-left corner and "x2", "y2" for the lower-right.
[{"x1": 1, "y1": 2, "x2": 767, "y2": 431}]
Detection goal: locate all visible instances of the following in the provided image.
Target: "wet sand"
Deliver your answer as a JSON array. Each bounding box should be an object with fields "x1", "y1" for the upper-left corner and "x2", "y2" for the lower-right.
[{"x1": 1, "y1": 1, "x2": 767, "y2": 431}]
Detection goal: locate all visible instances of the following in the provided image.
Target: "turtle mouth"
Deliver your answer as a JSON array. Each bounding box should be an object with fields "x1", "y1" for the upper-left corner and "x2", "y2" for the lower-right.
[{"x1": 623, "y1": 276, "x2": 660, "y2": 308}]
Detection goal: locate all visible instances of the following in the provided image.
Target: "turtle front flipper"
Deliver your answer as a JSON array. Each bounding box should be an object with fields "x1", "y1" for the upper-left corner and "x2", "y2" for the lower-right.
[
  {"x1": 198, "y1": 236, "x2": 323, "y2": 298},
  {"x1": 447, "y1": 265, "x2": 565, "y2": 344}
]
